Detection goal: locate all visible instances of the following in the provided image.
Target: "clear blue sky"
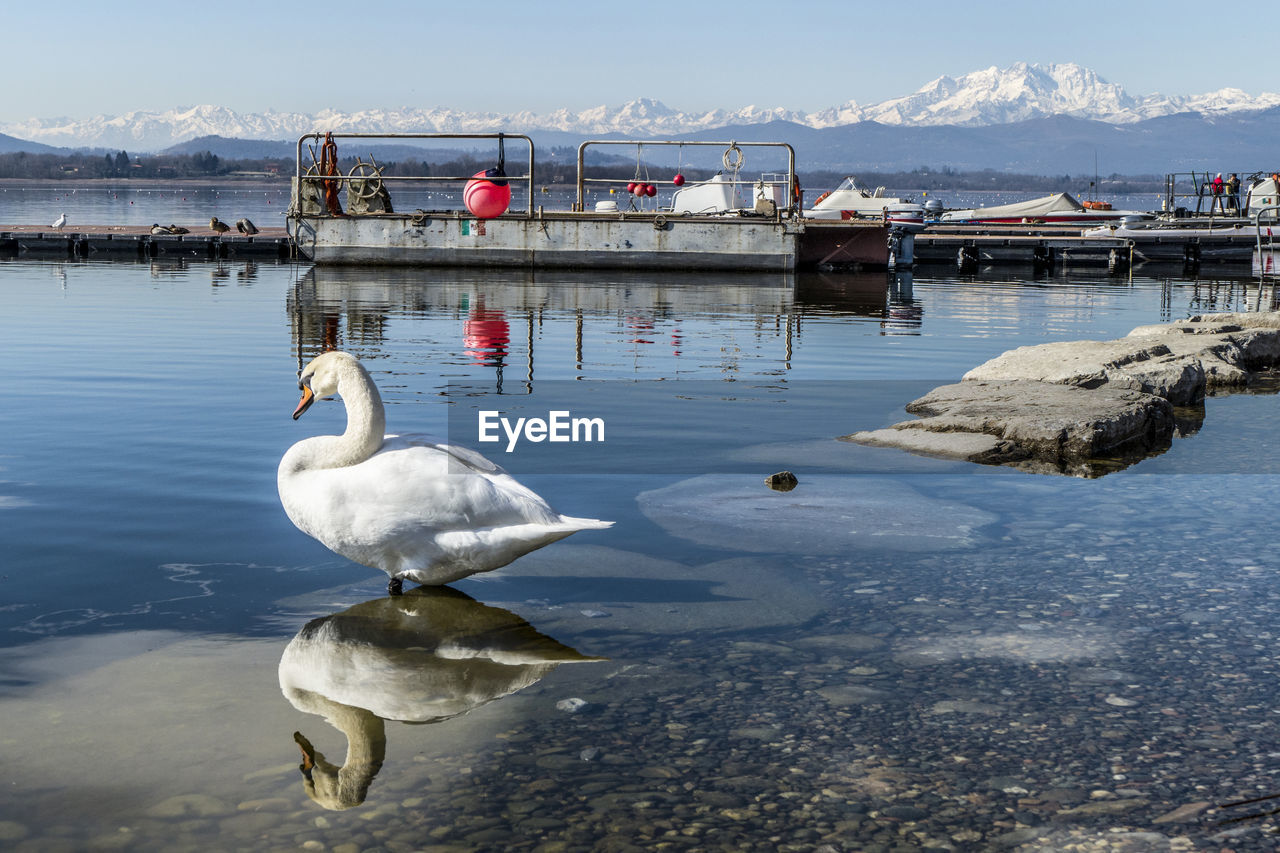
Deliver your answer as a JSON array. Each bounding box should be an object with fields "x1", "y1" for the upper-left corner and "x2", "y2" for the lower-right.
[{"x1": 3, "y1": 0, "x2": 1271, "y2": 120}]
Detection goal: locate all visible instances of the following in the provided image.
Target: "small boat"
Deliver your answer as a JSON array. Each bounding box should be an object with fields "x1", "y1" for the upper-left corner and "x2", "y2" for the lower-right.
[
  {"x1": 804, "y1": 176, "x2": 909, "y2": 220},
  {"x1": 940, "y1": 192, "x2": 1152, "y2": 225},
  {"x1": 1246, "y1": 174, "x2": 1280, "y2": 221}
]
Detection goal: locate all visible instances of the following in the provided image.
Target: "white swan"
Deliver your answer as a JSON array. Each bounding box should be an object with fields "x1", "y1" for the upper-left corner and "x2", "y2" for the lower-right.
[
  {"x1": 280, "y1": 587, "x2": 605, "y2": 809},
  {"x1": 278, "y1": 351, "x2": 611, "y2": 593}
]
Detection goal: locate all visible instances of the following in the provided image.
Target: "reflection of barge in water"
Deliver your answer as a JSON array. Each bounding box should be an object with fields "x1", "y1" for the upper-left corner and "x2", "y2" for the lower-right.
[{"x1": 285, "y1": 133, "x2": 896, "y2": 271}]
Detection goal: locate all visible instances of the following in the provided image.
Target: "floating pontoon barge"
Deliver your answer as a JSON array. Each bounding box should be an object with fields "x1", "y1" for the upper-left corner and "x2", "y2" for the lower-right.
[{"x1": 285, "y1": 133, "x2": 892, "y2": 271}]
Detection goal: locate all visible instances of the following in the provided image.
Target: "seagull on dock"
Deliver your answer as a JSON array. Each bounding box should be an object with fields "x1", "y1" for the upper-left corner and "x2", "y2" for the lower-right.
[
  {"x1": 209, "y1": 217, "x2": 231, "y2": 236},
  {"x1": 235, "y1": 217, "x2": 259, "y2": 235},
  {"x1": 52, "y1": 213, "x2": 67, "y2": 231}
]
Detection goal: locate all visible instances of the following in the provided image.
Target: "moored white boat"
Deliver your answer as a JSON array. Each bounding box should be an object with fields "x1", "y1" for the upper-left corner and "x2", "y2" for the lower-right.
[
  {"x1": 940, "y1": 192, "x2": 1152, "y2": 225},
  {"x1": 804, "y1": 176, "x2": 909, "y2": 220}
]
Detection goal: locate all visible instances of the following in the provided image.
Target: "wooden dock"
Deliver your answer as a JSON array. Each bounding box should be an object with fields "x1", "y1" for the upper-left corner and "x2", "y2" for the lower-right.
[{"x1": 0, "y1": 224, "x2": 293, "y2": 261}]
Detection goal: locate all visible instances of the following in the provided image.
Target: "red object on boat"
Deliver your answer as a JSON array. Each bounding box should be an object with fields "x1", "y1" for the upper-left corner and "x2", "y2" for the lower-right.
[
  {"x1": 626, "y1": 182, "x2": 637, "y2": 194},
  {"x1": 633, "y1": 184, "x2": 647, "y2": 197},
  {"x1": 463, "y1": 169, "x2": 511, "y2": 219},
  {"x1": 645, "y1": 184, "x2": 657, "y2": 197},
  {"x1": 673, "y1": 173, "x2": 685, "y2": 186}
]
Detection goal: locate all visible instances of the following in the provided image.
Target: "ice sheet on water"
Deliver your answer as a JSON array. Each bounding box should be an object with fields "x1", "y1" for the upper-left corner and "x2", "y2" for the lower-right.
[{"x1": 637, "y1": 474, "x2": 998, "y2": 554}]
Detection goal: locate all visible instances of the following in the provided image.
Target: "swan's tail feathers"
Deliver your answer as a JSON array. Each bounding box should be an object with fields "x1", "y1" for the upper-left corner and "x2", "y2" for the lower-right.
[{"x1": 557, "y1": 515, "x2": 614, "y2": 531}]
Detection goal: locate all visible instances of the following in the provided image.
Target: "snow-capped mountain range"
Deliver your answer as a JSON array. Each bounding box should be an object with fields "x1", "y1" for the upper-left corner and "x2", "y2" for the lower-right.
[{"x1": 5, "y1": 62, "x2": 1279, "y2": 152}]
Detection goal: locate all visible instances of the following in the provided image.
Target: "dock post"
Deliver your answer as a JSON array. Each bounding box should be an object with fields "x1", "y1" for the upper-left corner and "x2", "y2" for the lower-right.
[{"x1": 1183, "y1": 242, "x2": 1201, "y2": 269}]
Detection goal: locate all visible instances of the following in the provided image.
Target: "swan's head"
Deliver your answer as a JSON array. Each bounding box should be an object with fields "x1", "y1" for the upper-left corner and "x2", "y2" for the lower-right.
[
  {"x1": 293, "y1": 729, "x2": 382, "y2": 810},
  {"x1": 293, "y1": 351, "x2": 361, "y2": 420}
]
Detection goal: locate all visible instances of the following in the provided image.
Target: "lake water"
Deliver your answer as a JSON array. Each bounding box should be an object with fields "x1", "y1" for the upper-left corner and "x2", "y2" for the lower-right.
[
  {"x1": 4, "y1": 246, "x2": 1280, "y2": 852},
  {"x1": 0, "y1": 181, "x2": 1176, "y2": 233}
]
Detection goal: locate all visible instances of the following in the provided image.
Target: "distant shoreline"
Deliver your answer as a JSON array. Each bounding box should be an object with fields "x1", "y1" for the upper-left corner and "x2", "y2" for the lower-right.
[{"x1": 0, "y1": 177, "x2": 290, "y2": 186}]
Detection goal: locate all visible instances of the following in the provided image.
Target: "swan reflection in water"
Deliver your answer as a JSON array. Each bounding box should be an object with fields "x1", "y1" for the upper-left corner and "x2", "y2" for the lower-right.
[{"x1": 278, "y1": 586, "x2": 606, "y2": 810}]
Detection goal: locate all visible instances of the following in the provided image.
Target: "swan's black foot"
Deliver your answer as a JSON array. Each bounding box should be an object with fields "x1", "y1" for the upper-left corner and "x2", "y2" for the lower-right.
[{"x1": 388, "y1": 577, "x2": 404, "y2": 596}]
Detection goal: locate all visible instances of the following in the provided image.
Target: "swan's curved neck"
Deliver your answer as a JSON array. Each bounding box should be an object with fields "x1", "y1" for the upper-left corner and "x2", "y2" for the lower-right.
[
  {"x1": 330, "y1": 705, "x2": 387, "y2": 781},
  {"x1": 316, "y1": 359, "x2": 386, "y2": 469}
]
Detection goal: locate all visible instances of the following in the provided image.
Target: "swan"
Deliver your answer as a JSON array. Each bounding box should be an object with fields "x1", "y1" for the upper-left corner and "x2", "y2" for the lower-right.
[
  {"x1": 279, "y1": 587, "x2": 605, "y2": 809},
  {"x1": 278, "y1": 351, "x2": 611, "y2": 593}
]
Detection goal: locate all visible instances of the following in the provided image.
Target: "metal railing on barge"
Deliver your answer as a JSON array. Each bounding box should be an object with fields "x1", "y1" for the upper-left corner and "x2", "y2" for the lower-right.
[
  {"x1": 287, "y1": 133, "x2": 799, "y2": 221},
  {"x1": 290, "y1": 132, "x2": 537, "y2": 218},
  {"x1": 572, "y1": 139, "x2": 798, "y2": 217}
]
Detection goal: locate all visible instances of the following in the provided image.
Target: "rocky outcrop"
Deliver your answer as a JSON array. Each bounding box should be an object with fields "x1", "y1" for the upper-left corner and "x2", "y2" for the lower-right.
[
  {"x1": 843, "y1": 311, "x2": 1280, "y2": 475},
  {"x1": 961, "y1": 339, "x2": 1205, "y2": 406}
]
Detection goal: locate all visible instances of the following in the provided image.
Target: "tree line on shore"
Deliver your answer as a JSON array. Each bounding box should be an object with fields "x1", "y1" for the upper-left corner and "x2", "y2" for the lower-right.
[{"x1": 0, "y1": 149, "x2": 1165, "y2": 193}]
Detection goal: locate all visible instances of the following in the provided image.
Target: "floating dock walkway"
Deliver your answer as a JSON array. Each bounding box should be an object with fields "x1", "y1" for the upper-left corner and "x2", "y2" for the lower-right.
[
  {"x1": 0, "y1": 221, "x2": 1264, "y2": 271},
  {"x1": 0, "y1": 225, "x2": 293, "y2": 260},
  {"x1": 914, "y1": 222, "x2": 1259, "y2": 270}
]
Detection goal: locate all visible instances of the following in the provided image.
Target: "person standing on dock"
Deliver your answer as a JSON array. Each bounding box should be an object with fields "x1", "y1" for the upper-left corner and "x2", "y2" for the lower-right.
[
  {"x1": 1226, "y1": 173, "x2": 1241, "y2": 212},
  {"x1": 1211, "y1": 173, "x2": 1225, "y2": 213}
]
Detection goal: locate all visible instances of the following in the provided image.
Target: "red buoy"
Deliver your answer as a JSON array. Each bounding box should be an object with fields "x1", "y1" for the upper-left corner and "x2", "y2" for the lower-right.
[
  {"x1": 463, "y1": 168, "x2": 511, "y2": 219},
  {"x1": 645, "y1": 183, "x2": 657, "y2": 197},
  {"x1": 632, "y1": 184, "x2": 646, "y2": 197},
  {"x1": 673, "y1": 173, "x2": 685, "y2": 186},
  {"x1": 626, "y1": 182, "x2": 637, "y2": 194}
]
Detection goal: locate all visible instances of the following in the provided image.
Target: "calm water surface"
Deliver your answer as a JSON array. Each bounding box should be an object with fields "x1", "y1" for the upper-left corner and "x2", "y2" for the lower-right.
[
  {"x1": 0, "y1": 182, "x2": 1173, "y2": 231},
  {"x1": 3, "y1": 255, "x2": 1280, "y2": 852}
]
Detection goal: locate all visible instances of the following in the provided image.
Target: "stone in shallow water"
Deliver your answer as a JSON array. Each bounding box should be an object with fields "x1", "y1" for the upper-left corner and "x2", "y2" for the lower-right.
[
  {"x1": 845, "y1": 313, "x2": 1280, "y2": 477},
  {"x1": 845, "y1": 379, "x2": 1178, "y2": 476},
  {"x1": 1152, "y1": 801, "x2": 1210, "y2": 823},
  {"x1": 144, "y1": 793, "x2": 235, "y2": 818},
  {"x1": 0, "y1": 822, "x2": 29, "y2": 842},
  {"x1": 637, "y1": 474, "x2": 996, "y2": 554},
  {"x1": 962, "y1": 338, "x2": 1206, "y2": 405},
  {"x1": 816, "y1": 685, "x2": 894, "y2": 707}
]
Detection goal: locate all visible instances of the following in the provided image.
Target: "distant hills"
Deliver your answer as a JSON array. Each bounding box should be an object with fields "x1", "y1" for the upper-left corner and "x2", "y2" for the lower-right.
[
  {"x1": 3, "y1": 63, "x2": 1279, "y2": 174},
  {"x1": 0, "y1": 132, "x2": 59, "y2": 155}
]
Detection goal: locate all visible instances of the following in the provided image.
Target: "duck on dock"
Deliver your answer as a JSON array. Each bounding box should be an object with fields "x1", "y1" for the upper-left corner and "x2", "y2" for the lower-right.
[
  {"x1": 236, "y1": 218, "x2": 259, "y2": 235},
  {"x1": 209, "y1": 217, "x2": 231, "y2": 236}
]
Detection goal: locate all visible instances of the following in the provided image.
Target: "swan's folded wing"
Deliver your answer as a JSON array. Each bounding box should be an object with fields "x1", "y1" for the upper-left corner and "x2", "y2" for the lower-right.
[{"x1": 387, "y1": 433, "x2": 505, "y2": 475}]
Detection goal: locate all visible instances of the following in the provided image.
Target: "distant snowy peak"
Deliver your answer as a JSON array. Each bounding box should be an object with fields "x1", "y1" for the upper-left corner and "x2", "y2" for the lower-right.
[
  {"x1": 858, "y1": 62, "x2": 1280, "y2": 126},
  {"x1": 869, "y1": 63, "x2": 1140, "y2": 126},
  {"x1": 4, "y1": 62, "x2": 1279, "y2": 151}
]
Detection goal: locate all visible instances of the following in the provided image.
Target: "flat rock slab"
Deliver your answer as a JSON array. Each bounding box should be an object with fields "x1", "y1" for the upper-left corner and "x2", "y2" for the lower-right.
[
  {"x1": 845, "y1": 380, "x2": 1173, "y2": 474},
  {"x1": 1126, "y1": 317, "x2": 1280, "y2": 387},
  {"x1": 847, "y1": 312, "x2": 1280, "y2": 476},
  {"x1": 962, "y1": 339, "x2": 1205, "y2": 405}
]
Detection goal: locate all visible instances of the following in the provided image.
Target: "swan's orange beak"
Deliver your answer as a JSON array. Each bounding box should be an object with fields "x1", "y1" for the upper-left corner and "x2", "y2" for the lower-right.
[
  {"x1": 293, "y1": 386, "x2": 316, "y2": 420},
  {"x1": 294, "y1": 731, "x2": 316, "y2": 781}
]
